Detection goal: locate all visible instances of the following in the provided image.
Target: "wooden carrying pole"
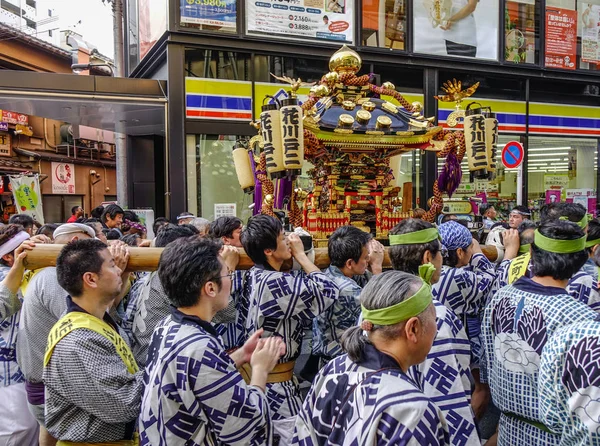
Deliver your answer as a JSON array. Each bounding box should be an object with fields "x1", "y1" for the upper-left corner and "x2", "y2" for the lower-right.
[{"x1": 23, "y1": 244, "x2": 498, "y2": 272}]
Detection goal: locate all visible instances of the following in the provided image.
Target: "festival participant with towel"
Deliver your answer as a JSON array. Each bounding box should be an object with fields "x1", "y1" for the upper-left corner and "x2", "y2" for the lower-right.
[
  {"x1": 293, "y1": 271, "x2": 448, "y2": 445},
  {"x1": 387, "y1": 218, "x2": 480, "y2": 444},
  {"x1": 493, "y1": 204, "x2": 600, "y2": 313},
  {"x1": 44, "y1": 239, "x2": 142, "y2": 445},
  {"x1": 482, "y1": 219, "x2": 598, "y2": 446},
  {"x1": 17, "y1": 223, "x2": 129, "y2": 446},
  {"x1": 433, "y1": 221, "x2": 495, "y2": 369},
  {"x1": 0, "y1": 225, "x2": 40, "y2": 446}
]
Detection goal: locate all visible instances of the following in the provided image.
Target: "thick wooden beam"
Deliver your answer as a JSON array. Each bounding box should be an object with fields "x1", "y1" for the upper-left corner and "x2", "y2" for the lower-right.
[{"x1": 23, "y1": 244, "x2": 498, "y2": 272}]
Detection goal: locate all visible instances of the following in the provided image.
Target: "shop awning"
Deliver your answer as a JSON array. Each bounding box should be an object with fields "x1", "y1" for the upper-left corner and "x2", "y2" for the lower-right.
[
  {"x1": 0, "y1": 71, "x2": 167, "y2": 136},
  {"x1": 14, "y1": 148, "x2": 116, "y2": 168}
]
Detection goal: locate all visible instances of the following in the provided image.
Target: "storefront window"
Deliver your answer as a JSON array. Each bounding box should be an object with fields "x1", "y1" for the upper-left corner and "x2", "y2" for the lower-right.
[
  {"x1": 138, "y1": 0, "x2": 168, "y2": 59},
  {"x1": 545, "y1": 0, "x2": 600, "y2": 71},
  {"x1": 180, "y1": 0, "x2": 237, "y2": 33},
  {"x1": 253, "y1": 56, "x2": 329, "y2": 83},
  {"x1": 185, "y1": 49, "x2": 251, "y2": 80},
  {"x1": 527, "y1": 137, "x2": 598, "y2": 214},
  {"x1": 361, "y1": 0, "x2": 406, "y2": 49},
  {"x1": 505, "y1": 0, "x2": 540, "y2": 64},
  {"x1": 186, "y1": 134, "x2": 253, "y2": 221}
]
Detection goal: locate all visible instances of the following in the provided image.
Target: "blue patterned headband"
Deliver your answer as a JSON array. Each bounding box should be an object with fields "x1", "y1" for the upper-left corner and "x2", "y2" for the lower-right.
[{"x1": 438, "y1": 221, "x2": 472, "y2": 251}]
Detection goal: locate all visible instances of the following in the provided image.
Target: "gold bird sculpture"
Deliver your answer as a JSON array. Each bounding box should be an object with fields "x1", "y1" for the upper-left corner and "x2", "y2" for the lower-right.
[
  {"x1": 434, "y1": 79, "x2": 480, "y2": 103},
  {"x1": 270, "y1": 74, "x2": 316, "y2": 93}
]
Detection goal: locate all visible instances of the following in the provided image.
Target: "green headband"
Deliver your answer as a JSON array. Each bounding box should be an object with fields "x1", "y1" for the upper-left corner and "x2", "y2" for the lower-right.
[
  {"x1": 585, "y1": 238, "x2": 600, "y2": 248},
  {"x1": 361, "y1": 281, "x2": 433, "y2": 326},
  {"x1": 559, "y1": 214, "x2": 588, "y2": 229},
  {"x1": 389, "y1": 228, "x2": 439, "y2": 246},
  {"x1": 518, "y1": 244, "x2": 531, "y2": 254},
  {"x1": 534, "y1": 229, "x2": 586, "y2": 254}
]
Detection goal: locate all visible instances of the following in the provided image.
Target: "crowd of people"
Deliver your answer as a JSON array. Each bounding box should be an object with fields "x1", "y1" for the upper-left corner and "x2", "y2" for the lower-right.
[{"x1": 1, "y1": 201, "x2": 600, "y2": 445}]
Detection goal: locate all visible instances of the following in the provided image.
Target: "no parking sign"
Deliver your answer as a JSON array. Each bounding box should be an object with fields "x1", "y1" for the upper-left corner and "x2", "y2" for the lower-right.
[{"x1": 501, "y1": 141, "x2": 524, "y2": 169}]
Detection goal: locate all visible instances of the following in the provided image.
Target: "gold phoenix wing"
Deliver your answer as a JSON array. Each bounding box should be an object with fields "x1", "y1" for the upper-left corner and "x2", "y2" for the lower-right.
[
  {"x1": 270, "y1": 73, "x2": 316, "y2": 91},
  {"x1": 434, "y1": 79, "x2": 480, "y2": 103}
]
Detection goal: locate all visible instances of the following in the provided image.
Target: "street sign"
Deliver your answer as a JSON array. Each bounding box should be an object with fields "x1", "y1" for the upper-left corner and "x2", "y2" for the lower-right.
[{"x1": 501, "y1": 141, "x2": 524, "y2": 169}]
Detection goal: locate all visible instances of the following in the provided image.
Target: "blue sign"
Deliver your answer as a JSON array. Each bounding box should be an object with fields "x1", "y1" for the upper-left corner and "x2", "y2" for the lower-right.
[
  {"x1": 0, "y1": 123, "x2": 8, "y2": 132},
  {"x1": 501, "y1": 141, "x2": 524, "y2": 169},
  {"x1": 180, "y1": 0, "x2": 237, "y2": 29}
]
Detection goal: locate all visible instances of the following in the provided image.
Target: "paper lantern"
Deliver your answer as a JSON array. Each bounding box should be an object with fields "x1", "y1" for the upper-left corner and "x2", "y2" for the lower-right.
[
  {"x1": 464, "y1": 104, "x2": 489, "y2": 179},
  {"x1": 232, "y1": 145, "x2": 255, "y2": 193},
  {"x1": 280, "y1": 97, "x2": 304, "y2": 176},
  {"x1": 260, "y1": 104, "x2": 286, "y2": 179},
  {"x1": 485, "y1": 113, "x2": 498, "y2": 177}
]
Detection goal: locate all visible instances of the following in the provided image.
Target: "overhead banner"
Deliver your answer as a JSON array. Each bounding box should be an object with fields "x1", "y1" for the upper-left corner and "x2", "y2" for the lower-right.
[
  {"x1": 180, "y1": 0, "x2": 236, "y2": 28},
  {"x1": 51, "y1": 162, "x2": 76, "y2": 194},
  {"x1": 581, "y1": 3, "x2": 600, "y2": 63},
  {"x1": 413, "y1": 0, "x2": 499, "y2": 60},
  {"x1": 246, "y1": 0, "x2": 354, "y2": 44},
  {"x1": 9, "y1": 174, "x2": 44, "y2": 224},
  {"x1": 545, "y1": 7, "x2": 577, "y2": 70}
]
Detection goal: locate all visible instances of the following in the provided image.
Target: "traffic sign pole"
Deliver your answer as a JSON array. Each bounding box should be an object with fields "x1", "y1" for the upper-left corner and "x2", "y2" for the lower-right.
[{"x1": 517, "y1": 164, "x2": 523, "y2": 205}]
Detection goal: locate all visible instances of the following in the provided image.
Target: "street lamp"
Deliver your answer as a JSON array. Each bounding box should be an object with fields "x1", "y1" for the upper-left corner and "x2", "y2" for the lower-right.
[{"x1": 70, "y1": 63, "x2": 114, "y2": 76}]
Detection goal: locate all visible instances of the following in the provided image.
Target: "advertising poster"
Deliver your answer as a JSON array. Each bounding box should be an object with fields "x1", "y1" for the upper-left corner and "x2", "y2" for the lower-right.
[
  {"x1": 180, "y1": 0, "x2": 236, "y2": 28},
  {"x1": 0, "y1": 133, "x2": 11, "y2": 157},
  {"x1": 51, "y1": 162, "x2": 76, "y2": 194},
  {"x1": 545, "y1": 8, "x2": 577, "y2": 70},
  {"x1": 545, "y1": 189, "x2": 561, "y2": 204},
  {"x1": 9, "y1": 175, "x2": 44, "y2": 224},
  {"x1": 544, "y1": 173, "x2": 570, "y2": 190},
  {"x1": 413, "y1": 0, "x2": 499, "y2": 60},
  {"x1": 566, "y1": 188, "x2": 597, "y2": 215},
  {"x1": 246, "y1": 0, "x2": 354, "y2": 44},
  {"x1": 581, "y1": 3, "x2": 600, "y2": 63}
]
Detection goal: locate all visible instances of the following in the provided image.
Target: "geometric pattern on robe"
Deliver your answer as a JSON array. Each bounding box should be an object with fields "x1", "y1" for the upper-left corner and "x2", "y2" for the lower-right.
[
  {"x1": 493, "y1": 256, "x2": 600, "y2": 314},
  {"x1": 240, "y1": 266, "x2": 339, "y2": 420},
  {"x1": 408, "y1": 300, "x2": 480, "y2": 446},
  {"x1": 312, "y1": 266, "x2": 366, "y2": 359},
  {"x1": 481, "y1": 276, "x2": 598, "y2": 446},
  {"x1": 433, "y1": 253, "x2": 495, "y2": 368},
  {"x1": 292, "y1": 343, "x2": 449, "y2": 446},
  {"x1": 139, "y1": 308, "x2": 271, "y2": 446},
  {"x1": 539, "y1": 319, "x2": 600, "y2": 446},
  {"x1": 0, "y1": 265, "x2": 24, "y2": 387}
]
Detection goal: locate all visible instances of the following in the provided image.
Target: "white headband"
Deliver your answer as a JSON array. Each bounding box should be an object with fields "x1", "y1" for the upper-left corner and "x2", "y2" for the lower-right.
[{"x1": 0, "y1": 231, "x2": 30, "y2": 258}]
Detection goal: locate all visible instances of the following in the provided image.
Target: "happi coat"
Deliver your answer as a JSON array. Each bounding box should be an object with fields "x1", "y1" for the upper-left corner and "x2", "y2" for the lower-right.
[
  {"x1": 482, "y1": 277, "x2": 597, "y2": 445},
  {"x1": 292, "y1": 343, "x2": 449, "y2": 445},
  {"x1": 139, "y1": 307, "x2": 272, "y2": 446}
]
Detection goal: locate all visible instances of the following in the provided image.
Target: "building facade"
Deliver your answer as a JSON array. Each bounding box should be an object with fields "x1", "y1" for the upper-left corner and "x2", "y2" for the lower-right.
[
  {"x1": 0, "y1": 24, "x2": 118, "y2": 223},
  {"x1": 125, "y1": 0, "x2": 600, "y2": 222}
]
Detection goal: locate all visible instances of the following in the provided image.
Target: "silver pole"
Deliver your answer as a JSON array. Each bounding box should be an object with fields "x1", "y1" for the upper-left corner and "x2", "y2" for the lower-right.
[{"x1": 113, "y1": 0, "x2": 128, "y2": 207}]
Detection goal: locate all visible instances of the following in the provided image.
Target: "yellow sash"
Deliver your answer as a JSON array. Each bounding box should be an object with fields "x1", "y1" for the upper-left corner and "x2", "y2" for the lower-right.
[
  {"x1": 508, "y1": 252, "x2": 531, "y2": 284},
  {"x1": 19, "y1": 268, "x2": 44, "y2": 296},
  {"x1": 44, "y1": 312, "x2": 139, "y2": 374}
]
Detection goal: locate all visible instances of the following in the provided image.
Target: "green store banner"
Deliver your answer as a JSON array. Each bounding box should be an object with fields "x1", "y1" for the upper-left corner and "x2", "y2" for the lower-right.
[{"x1": 9, "y1": 174, "x2": 44, "y2": 224}]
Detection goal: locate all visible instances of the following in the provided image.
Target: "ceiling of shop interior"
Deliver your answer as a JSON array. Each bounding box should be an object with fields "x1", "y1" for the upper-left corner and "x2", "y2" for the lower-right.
[{"x1": 0, "y1": 71, "x2": 166, "y2": 136}]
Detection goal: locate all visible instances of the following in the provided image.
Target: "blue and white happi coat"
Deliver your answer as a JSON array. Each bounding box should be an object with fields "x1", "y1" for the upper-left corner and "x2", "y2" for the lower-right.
[
  {"x1": 482, "y1": 277, "x2": 598, "y2": 446},
  {"x1": 241, "y1": 265, "x2": 339, "y2": 420},
  {"x1": 292, "y1": 343, "x2": 449, "y2": 445},
  {"x1": 0, "y1": 265, "x2": 23, "y2": 387},
  {"x1": 313, "y1": 266, "x2": 368, "y2": 359},
  {"x1": 433, "y1": 253, "x2": 495, "y2": 367},
  {"x1": 139, "y1": 307, "x2": 272, "y2": 446},
  {"x1": 408, "y1": 300, "x2": 479, "y2": 446},
  {"x1": 493, "y1": 255, "x2": 600, "y2": 313},
  {"x1": 539, "y1": 319, "x2": 600, "y2": 446}
]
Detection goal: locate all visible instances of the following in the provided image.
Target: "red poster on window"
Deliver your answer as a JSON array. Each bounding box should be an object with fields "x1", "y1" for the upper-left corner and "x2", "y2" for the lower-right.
[{"x1": 545, "y1": 8, "x2": 577, "y2": 70}]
